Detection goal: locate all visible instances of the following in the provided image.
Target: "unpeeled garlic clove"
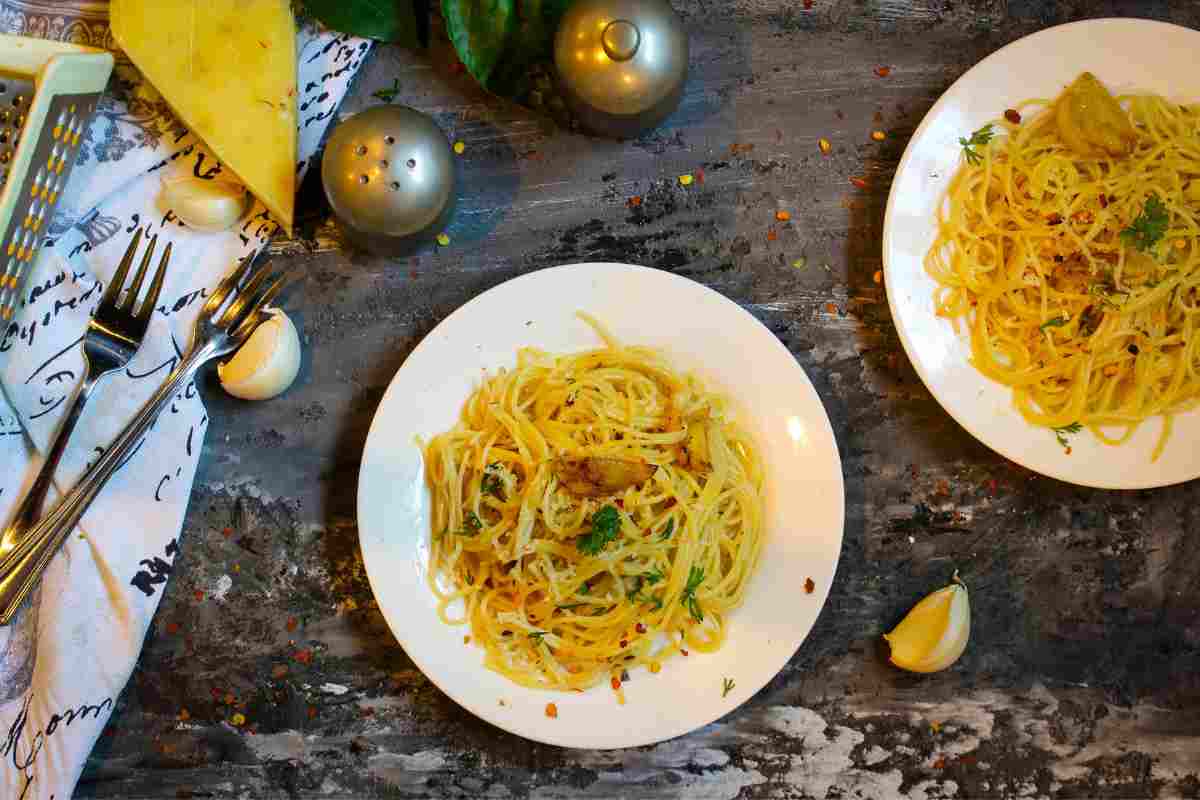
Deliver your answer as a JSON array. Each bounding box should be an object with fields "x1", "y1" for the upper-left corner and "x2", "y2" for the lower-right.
[
  {"x1": 217, "y1": 309, "x2": 301, "y2": 401},
  {"x1": 883, "y1": 574, "x2": 969, "y2": 673},
  {"x1": 160, "y1": 175, "x2": 252, "y2": 232}
]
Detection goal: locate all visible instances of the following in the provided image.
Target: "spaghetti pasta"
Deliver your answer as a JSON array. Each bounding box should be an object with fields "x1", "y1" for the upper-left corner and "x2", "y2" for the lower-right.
[
  {"x1": 422, "y1": 314, "x2": 765, "y2": 690},
  {"x1": 926, "y1": 73, "x2": 1200, "y2": 458}
]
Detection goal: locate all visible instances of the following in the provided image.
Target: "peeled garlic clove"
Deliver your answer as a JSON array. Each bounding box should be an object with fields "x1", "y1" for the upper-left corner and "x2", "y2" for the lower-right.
[
  {"x1": 883, "y1": 576, "x2": 969, "y2": 673},
  {"x1": 160, "y1": 176, "x2": 252, "y2": 232},
  {"x1": 218, "y1": 309, "x2": 301, "y2": 401}
]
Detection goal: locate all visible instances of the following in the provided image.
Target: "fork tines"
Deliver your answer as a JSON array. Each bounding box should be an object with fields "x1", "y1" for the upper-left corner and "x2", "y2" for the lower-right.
[{"x1": 100, "y1": 228, "x2": 172, "y2": 323}]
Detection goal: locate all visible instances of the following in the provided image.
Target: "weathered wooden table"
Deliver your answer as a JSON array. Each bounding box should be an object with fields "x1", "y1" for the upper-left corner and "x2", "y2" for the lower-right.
[{"x1": 78, "y1": 3, "x2": 1200, "y2": 797}]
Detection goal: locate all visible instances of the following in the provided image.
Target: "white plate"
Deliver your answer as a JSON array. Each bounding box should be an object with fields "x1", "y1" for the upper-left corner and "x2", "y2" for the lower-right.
[
  {"x1": 357, "y1": 263, "x2": 844, "y2": 748},
  {"x1": 883, "y1": 18, "x2": 1200, "y2": 489}
]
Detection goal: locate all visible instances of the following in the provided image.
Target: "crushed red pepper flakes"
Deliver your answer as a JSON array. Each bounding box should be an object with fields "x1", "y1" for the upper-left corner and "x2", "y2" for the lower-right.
[
  {"x1": 286, "y1": 616, "x2": 298, "y2": 633},
  {"x1": 294, "y1": 649, "x2": 313, "y2": 664},
  {"x1": 307, "y1": 706, "x2": 318, "y2": 719},
  {"x1": 825, "y1": 302, "x2": 838, "y2": 314},
  {"x1": 803, "y1": 0, "x2": 813, "y2": 7},
  {"x1": 223, "y1": 692, "x2": 235, "y2": 705},
  {"x1": 775, "y1": 210, "x2": 791, "y2": 222},
  {"x1": 165, "y1": 621, "x2": 180, "y2": 635},
  {"x1": 681, "y1": 649, "x2": 689, "y2": 657},
  {"x1": 850, "y1": 176, "x2": 869, "y2": 190},
  {"x1": 871, "y1": 130, "x2": 886, "y2": 142},
  {"x1": 1099, "y1": 193, "x2": 1109, "y2": 208},
  {"x1": 934, "y1": 756, "x2": 947, "y2": 769},
  {"x1": 545, "y1": 702, "x2": 558, "y2": 718},
  {"x1": 611, "y1": 676, "x2": 622, "y2": 690},
  {"x1": 636, "y1": 623, "x2": 647, "y2": 634},
  {"x1": 804, "y1": 577, "x2": 815, "y2": 594},
  {"x1": 193, "y1": 590, "x2": 204, "y2": 602},
  {"x1": 874, "y1": 65, "x2": 891, "y2": 78},
  {"x1": 873, "y1": 270, "x2": 882, "y2": 284},
  {"x1": 627, "y1": 195, "x2": 642, "y2": 208},
  {"x1": 730, "y1": 142, "x2": 754, "y2": 155},
  {"x1": 178, "y1": 708, "x2": 190, "y2": 721},
  {"x1": 695, "y1": 168, "x2": 705, "y2": 184},
  {"x1": 221, "y1": 527, "x2": 233, "y2": 538},
  {"x1": 767, "y1": 229, "x2": 778, "y2": 242},
  {"x1": 620, "y1": 639, "x2": 628, "y2": 648},
  {"x1": 271, "y1": 664, "x2": 289, "y2": 679},
  {"x1": 1004, "y1": 108, "x2": 1022, "y2": 125}
]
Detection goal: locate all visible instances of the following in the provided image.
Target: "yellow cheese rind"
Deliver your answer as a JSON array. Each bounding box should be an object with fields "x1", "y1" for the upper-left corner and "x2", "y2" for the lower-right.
[{"x1": 112, "y1": 0, "x2": 297, "y2": 234}]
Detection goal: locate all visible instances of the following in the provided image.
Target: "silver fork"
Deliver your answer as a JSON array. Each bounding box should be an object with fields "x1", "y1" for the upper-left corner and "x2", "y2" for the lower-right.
[
  {"x1": 0, "y1": 228, "x2": 171, "y2": 554},
  {"x1": 0, "y1": 248, "x2": 294, "y2": 624}
]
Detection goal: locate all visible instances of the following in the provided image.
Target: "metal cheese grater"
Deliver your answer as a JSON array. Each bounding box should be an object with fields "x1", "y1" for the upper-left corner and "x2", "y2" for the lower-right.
[{"x1": 0, "y1": 35, "x2": 113, "y2": 321}]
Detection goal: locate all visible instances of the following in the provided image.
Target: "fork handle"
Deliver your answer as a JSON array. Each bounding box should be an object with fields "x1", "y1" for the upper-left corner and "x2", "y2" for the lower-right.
[
  {"x1": 0, "y1": 374, "x2": 99, "y2": 552},
  {"x1": 0, "y1": 344, "x2": 212, "y2": 624}
]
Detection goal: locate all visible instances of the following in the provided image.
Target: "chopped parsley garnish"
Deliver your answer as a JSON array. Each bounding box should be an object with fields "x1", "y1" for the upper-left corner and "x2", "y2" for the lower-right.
[
  {"x1": 372, "y1": 79, "x2": 401, "y2": 102},
  {"x1": 643, "y1": 568, "x2": 665, "y2": 585},
  {"x1": 455, "y1": 511, "x2": 483, "y2": 536},
  {"x1": 481, "y1": 463, "x2": 505, "y2": 498},
  {"x1": 577, "y1": 505, "x2": 621, "y2": 555},
  {"x1": 1052, "y1": 421, "x2": 1082, "y2": 448},
  {"x1": 1120, "y1": 195, "x2": 1169, "y2": 253},
  {"x1": 959, "y1": 124, "x2": 995, "y2": 166},
  {"x1": 722, "y1": 677, "x2": 736, "y2": 698},
  {"x1": 681, "y1": 566, "x2": 705, "y2": 623},
  {"x1": 557, "y1": 603, "x2": 587, "y2": 610},
  {"x1": 528, "y1": 630, "x2": 547, "y2": 644},
  {"x1": 1039, "y1": 315, "x2": 1070, "y2": 331},
  {"x1": 659, "y1": 518, "x2": 675, "y2": 541}
]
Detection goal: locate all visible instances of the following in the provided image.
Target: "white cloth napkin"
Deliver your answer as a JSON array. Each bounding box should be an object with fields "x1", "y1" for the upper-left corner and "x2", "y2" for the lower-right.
[{"x1": 0, "y1": 15, "x2": 368, "y2": 799}]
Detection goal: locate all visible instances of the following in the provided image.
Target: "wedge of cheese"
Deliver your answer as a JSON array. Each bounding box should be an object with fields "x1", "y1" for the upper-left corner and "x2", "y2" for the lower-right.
[{"x1": 112, "y1": 0, "x2": 297, "y2": 234}]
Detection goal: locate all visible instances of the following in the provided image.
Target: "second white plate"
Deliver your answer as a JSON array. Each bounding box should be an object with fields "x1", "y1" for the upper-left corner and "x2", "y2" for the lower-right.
[{"x1": 883, "y1": 18, "x2": 1200, "y2": 488}]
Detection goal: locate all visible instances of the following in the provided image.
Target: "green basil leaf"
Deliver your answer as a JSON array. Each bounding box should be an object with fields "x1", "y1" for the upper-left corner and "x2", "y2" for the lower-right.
[
  {"x1": 442, "y1": 0, "x2": 516, "y2": 88},
  {"x1": 302, "y1": 0, "x2": 424, "y2": 47}
]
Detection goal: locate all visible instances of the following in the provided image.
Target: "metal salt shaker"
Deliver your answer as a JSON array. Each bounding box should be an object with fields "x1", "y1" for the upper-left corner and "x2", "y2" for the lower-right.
[
  {"x1": 554, "y1": 0, "x2": 689, "y2": 138},
  {"x1": 321, "y1": 105, "x2": 455, "y2": 253}
]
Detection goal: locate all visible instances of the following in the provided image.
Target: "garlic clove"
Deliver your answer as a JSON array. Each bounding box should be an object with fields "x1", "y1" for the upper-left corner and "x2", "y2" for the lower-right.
[
  {"x1": 883, "y1": 576, "x2": 969, "y2": 673},
  {"x1": 217, "y1": 309, "x2": 301, "y2": 400},
  {"x1": 160, "y1": 175, "x2": 252, "y2": 232}
]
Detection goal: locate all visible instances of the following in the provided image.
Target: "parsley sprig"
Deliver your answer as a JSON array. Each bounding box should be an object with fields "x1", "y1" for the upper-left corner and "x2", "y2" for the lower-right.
[
  {"x1": 577, "y1": 505, "x2": 621, "y2": 555},
  {"x1": 528, "y1": 630, "x2": 547, "y2": 644},
  {"x1": 659, "y1": 518, "x2": 675, "y2": 541},
  {"x1": 681, "y1": 566, "x2": 705, "y2": 623},
  {"x1": 454, "y1": 511, "x2": 483, "y2": 536},
  {"x1": 481, "y1": 463, "x2": 505, "y2": 498},
  {"x1": 959, "y1": 124, "x2": 995, "y2": 166},
  {"x1": 722, "y1": 677, "x2": 736, "y2": 698},
  {"x1": 1052, "y1": 421, "x2": 1082, "y2": 449},
  {"x1": 1120, "y1": 195, "x2": 1169, "y2": 253},
  {"x1": 1039, "y1": 315, "x2": 1070, "y2": 331}
]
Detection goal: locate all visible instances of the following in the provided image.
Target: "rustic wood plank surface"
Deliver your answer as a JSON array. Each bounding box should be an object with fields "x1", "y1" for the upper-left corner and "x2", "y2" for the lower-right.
[{"x1": 78, "y1": 2, "x2": 1200, "y2": 798}]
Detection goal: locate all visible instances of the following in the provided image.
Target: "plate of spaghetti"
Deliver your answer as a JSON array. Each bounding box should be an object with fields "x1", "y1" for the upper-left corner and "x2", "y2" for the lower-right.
[
  {"x1": 357, "y1": 263, "x2": 843, "y2": 748},
  {"x1": 883, "y1": 18, "x2": 1200, "y2": 488}
]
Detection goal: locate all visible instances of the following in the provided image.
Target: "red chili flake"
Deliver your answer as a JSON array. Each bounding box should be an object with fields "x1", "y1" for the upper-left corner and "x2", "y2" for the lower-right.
[
  {"x1": 1004, "y1": 108, "x2": 1022, "y2": 125},
  {"x1": 636, "y1": 623, "x2": 646, "y2": 634},
  {"x1": 775, "y1": 210, "x2": 791, "y2": 222},
  {"x1": 545, "y1": 702, "x2": 559, "y2": 718},
  {"x1": 178, "y1": 708, "x2": 190, "y2": 721},
  {"x1": 825, "y1": 302, "x2": 838, "y2": 315},
  {"x1": 767, "y1": 229, "x2": 778, "y2": 242},
  {"x1": 165, "y1": 621, "x2": 179, "y2": 635},
  {"x1": 1099, "y1": 193, "x2": 1108, "y2": 208},
  {"x1": 936, "y1": 479, "x2": 950, "y2": 496},
  {"x1": 959, "y1": 755, "x2": 977, "y2": 765},
  {"x1": 210, "y1": 687, "x2": 223, "y2": 700},
  {"x1": 627, "y1": 195, "x2": 643, "y2": 208},
  {"x1": 804, "y1": 577, "x2": 815, "y2": 594},
  {"x1": 223, "y1": 692, "x2": 235, "y2": 705},
  {"x1": 194, "y1": 590, "x2": 204, "y2": 602},
  {"x1": 803, "y1": 0, "x2": 813, "y2": 7},
  {"x1": 850, "y1": 176, "x2": 869, "y2": 190},
  {"x1": 221, "y1": 527, "x2": 233, "y2": 538},
  {"x1": 286, "y1": 616, "x2": 298, "y2": 633},
  {"x1": 1047, "y1": 213, "x2": 1063, "y2": 225},
  {"x1": 934, "y1": 757, "x2": 947, "y2": 769},
  {"x1": 271, "y1": 664, "x2": 289, "y2": 679},
  {"x1": 681, "y1": 649, "x2": 689, "y2": 657},
  {"x1": 307, "y1": 706, "x2": 318, "y2": 719},
  {"x1": 874, "y1": 66, "x2": 891, "y2": 78},
  {"x1": 730, "y1": 142, "x2": 754, "y2": 155},
  {"x1": 987, "y1": 479, "x2": 998, "y2": 495},
  {"x1": 620, "y1": 639, "x2": 628, "y2": 648},
  {"x1": 695, "y1": 168, "x2": 705, "y2": 184},
  {"x1": 294, "y1": 649, "x2": 313, "y2": 664},
  {"x1": 611, "y1": 676, "x2": 622, "y2": 690},
  {"x1": 361, "y1": 706, "x2": 375, "y2": 717}
]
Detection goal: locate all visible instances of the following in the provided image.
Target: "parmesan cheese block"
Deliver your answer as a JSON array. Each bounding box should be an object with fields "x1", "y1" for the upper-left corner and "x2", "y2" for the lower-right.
[{"x1": 112, "y1": 0, "x2": 297, "y2": 234}]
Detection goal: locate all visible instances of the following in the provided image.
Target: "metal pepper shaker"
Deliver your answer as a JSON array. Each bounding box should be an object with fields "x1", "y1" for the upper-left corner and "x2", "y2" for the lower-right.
[
  {"x1": 554, "y1": 0, "x2": 689, "y2": 138},
  {"x1": 321, "y1": 105, "x2": 455, "y2": 253}
]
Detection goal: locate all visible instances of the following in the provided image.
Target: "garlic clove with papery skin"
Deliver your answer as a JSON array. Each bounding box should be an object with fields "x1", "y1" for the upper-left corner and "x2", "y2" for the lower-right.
[
  {"x1": 883, "y1": 575, "x2": 970, "y2": 673},
  {"x1": 217, "y1": 309, "x2": 301, "y2": 401},
  {"x1": 160, "y1": 175, "x2": 252, "y2": 232}
]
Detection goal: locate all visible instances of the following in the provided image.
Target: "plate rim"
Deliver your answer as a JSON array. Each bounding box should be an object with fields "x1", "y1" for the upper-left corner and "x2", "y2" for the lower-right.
[
  {"x1": 881, "y1": 17, "x2": 1200, "y2": 490},
  {"x1": 356, "y1": 262, "x2": 846, "y2": 748}
]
